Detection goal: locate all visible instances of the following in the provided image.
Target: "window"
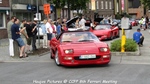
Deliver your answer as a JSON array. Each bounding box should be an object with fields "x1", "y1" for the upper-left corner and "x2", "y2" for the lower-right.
[
  {"x1": 0, "y1": 0, "x2": 2, "y2": 3},
  {"x1": 105, "y1": 1, "x2": 108, "y2": 9},
  {"x1": 101, "y1": 1, "x2": 104, "y2": 9},
  {"x1": 109, "y1": 2, "x2": 112, "y2": 9},
  {"x1": 89, "y1": 3, "x2": 91, "y2": 9},
  {"x1": 0, "y1": 13, "x2": 5, "y2": 28},
  {"x1": 96, "y1": 1, "x2": 99, "y2": 9}
]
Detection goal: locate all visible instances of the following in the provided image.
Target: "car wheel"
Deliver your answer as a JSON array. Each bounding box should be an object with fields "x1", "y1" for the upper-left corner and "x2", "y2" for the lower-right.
[
  {"x1": 54, "y1": 51, "x2": 61, "y2": 66},
  {"x1": 129, "y1": 25, "x2": 132, "y2": 29}
]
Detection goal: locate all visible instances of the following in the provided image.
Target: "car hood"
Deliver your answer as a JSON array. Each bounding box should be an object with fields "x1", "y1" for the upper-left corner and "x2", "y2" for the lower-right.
[
  {"x1": 66, "y1": 16, "x2": 79, "y2": 27},
  {"x1": 60, "y1": 42, "x2": 108, "y2": 54}
]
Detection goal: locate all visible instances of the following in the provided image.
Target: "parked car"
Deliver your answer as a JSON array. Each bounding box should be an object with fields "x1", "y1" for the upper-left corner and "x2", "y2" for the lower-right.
[
  {"x1": 130, "y1": 19, "x2": 138, "y2": 26},
  {"x1": 90, "y1": 18, "x2": 120, "y2": 41},
  {"x1": 118, "y1": 22, "x2": 132, "y2": 30},
  {"x1": 50, "y1": 31, "x2": 111, "y2": 66}
]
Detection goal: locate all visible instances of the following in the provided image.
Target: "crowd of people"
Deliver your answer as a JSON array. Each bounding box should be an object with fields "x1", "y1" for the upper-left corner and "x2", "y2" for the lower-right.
[
  {"x1": 139, "y1": 15, "x2": 149, "y2": 30},
  {"x1": 6, "y1": 16, "x2": 72, "y2": 58}
]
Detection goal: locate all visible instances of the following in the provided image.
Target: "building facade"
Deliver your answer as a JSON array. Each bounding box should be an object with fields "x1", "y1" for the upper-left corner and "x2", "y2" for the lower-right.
[
  {"x1": 128, "y1": 0, "x2": 143, "y2": 19},
  {"x1": 0, "y1": 0, "x2": 10, "y2": 39},
  {"x1": 0, "y1": 0, "x2": 47, "y2": 39},
  {"x1": 85, "y1": 0, "x2": 114, "y2": 19}
]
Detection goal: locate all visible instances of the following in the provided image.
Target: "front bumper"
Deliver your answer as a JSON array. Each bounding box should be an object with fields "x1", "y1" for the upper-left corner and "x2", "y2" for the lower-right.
[{"x1": 60, "y1": 54, "x2": 111, "y2": 66}]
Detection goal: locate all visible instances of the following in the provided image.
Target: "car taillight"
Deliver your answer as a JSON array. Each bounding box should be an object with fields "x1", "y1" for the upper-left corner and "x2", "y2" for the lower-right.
[{"x1": 64, "y1": 49, "x2": 74, "y2": 54}]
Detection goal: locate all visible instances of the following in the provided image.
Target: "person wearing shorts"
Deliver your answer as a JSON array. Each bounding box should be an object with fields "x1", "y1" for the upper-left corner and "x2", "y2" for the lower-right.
[
  {"x1": 46, "y1": 19, "x2": 53, "y2": 47},
  {"x1": 11, "y1": 18, "x2": 28, "y2": 58},
  {"x1": 25, "y1": 20, "x2": 33, "y2": 53}
]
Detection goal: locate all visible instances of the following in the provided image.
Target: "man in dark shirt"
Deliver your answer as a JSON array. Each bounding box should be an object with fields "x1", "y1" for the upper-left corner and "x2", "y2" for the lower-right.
[
  {"x1": 11, "y1": 19, "x2": 27, "y2": 58},
  {"x1": 24, "y1": 20, "x2": 33, "y2": 53},
  {"x1": 31, "y1": 19, "x2": 38, "y2": 51}
]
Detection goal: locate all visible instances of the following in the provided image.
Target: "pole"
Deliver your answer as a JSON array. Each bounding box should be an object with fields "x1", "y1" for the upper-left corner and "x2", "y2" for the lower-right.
[{"x1": 36, "y1": 0, "x2": 40, "y2": 47}]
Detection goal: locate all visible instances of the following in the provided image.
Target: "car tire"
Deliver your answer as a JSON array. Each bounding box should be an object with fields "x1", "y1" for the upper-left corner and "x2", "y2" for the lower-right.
[
  {"x1": 129, "y1": 25, "x2": 132, "y2": 29},
  {"x1": 54, "y1": 51, "x2": 61, "y2": 66}
]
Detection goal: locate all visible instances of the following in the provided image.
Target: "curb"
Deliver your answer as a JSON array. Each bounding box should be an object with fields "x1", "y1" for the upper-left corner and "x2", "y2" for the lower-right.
[{"x1": 111, "y1": 46, "x2": 141, "y2": 56}]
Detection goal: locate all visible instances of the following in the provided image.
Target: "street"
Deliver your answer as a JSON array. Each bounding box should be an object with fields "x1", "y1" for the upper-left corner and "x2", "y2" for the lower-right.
[
  {"x1": 1, "y1": 26, "x2": 150, "y2": 84},
  {"x1": 0, "y1": 62, "x2": 150, "y2": 84}
]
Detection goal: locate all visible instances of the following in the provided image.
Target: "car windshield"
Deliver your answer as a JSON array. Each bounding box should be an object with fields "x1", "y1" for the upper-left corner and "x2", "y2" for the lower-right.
[
  {"x1": 60, "y1": 32, "x2": 100, "y2": 43},
  {"x1": 95, "y1": 25, "x2": 111, "y2": 30}
]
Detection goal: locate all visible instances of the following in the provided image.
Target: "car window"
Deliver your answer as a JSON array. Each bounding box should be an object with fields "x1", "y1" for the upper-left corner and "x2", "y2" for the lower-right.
[
  {"x1": 60, "y1": 32, "x2": 100, "y2": 43},
  {"x1": 95, "y1": 25, "x2": 111, "y2": 30}
]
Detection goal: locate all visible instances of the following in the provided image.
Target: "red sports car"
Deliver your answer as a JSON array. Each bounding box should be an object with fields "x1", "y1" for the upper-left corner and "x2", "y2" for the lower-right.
[
  {"x1": 50, "y1": 31, "x2": 111, "y2": 66},
  {"x1": 90, "y1": 25, "x2": 120, "y2": 41}
]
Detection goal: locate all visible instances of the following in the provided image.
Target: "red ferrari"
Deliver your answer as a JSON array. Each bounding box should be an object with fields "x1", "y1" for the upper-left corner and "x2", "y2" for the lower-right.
[
  {"x1": 90, "y1": 25, "x2": 120, "y2": 41},
  {"x1": 50, "y1": 31, "x2": 111, "y2": 66}
]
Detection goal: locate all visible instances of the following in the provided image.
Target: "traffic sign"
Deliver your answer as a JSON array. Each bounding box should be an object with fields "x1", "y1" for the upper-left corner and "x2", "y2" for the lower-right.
[
  {"x1": 43, "y1": 4, "x2": 50, "y2": 15},
  {"x1": 121, "y1": 17, "x2": 129, "y2": 29}
]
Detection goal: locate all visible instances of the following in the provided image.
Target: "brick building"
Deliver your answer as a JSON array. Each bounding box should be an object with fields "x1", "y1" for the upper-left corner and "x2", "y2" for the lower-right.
[
  {"x1": 0, "y1": 0, "x2": 10, "y2": 39},
  {"x1": 85, "y1": 0, "x2": 114, "y2": 19}
]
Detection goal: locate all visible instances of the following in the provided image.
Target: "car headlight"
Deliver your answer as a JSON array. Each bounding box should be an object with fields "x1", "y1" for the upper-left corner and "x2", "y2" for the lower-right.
[
  {"x1": 100, "y1": 47, "x2": 108, "y2": 52},
  {"x1": 64, "y1": 49, "x2": 74, "y2": 54}
]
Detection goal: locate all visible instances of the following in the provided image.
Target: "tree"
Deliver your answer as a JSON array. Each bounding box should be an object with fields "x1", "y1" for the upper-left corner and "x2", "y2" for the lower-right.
[
  {"x1": 47, "y1": 0, "x2": 90, "y2": 19},
  {"x1": 47, "y1": 0, "x2": 89, "y2": 9},
  {"x1": 140, "y1": 0, "x2": 150, "y2": 14},
  {"x1": 140, "y1": 0, "x2": 150, "y2": 8}
]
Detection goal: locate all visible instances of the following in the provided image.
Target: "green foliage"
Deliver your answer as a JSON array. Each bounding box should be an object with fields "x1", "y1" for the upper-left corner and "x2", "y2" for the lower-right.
[
  {"x1": 115, "y1": 13, "x2": 131, "y2": 19},
  {"x1": 110, "y1": 39, "x2": 121, "y2": 52},
  {"x1": 110, "y1": 39, "x2": 137, "y2": 52},
  {"x1": 140, "y1": 0, "x2": 150, "y2": 8},
  {"x1": 47, "y1": 0, "x2": 90, "y2": 10},
  {"x1": 124, "y1": 39, "x2": 137, "y2": 52}
]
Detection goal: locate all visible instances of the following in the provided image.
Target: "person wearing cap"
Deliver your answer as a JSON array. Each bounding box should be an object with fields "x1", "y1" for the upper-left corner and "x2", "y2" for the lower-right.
[{"x1": 133, "y1": 28, "x2": 144, "y2": 47}]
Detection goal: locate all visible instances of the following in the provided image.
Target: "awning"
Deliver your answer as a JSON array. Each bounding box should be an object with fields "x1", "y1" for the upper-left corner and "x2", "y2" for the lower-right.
[{"x1": 0, "y1": 7, "x2": 10, "y2": 10}]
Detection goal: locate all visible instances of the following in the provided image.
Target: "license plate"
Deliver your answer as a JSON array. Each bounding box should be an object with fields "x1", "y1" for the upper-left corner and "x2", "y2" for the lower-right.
[{"x1": 79, "y1": 54, "x2": 96, "y2": 59}]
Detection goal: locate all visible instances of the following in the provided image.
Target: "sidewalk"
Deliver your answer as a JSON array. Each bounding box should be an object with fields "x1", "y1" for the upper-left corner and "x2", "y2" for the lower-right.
[
  {"x1": 0, "y1": 38, "x2": 50, "y2": 62},
  {"x1": 117, "y1": 26, "x2": 150, "y2": 64}
]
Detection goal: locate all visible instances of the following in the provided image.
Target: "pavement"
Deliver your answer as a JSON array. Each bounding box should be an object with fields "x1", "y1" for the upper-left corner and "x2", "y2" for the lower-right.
[{"x1": 0, "y1": 26, "x2": 150, "y2": 63}]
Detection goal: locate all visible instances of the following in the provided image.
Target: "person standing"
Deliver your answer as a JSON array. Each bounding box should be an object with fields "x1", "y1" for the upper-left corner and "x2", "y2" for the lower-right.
[
  {"x1": 55, "y1": 18, "x2": 61, "y2": 36},
  {"x1": 7, "y1": 16, "x2": 16, "y2": 57},
  {"x1": 20, "y1": 19, "x2": 28, "y2": 52},
  {"x1": 50, "y1": 21, "x2": 57, "y2": 38},
  {"x1": 11, "y1": 19, "x2": 27, "y2": 58},
  {"x1": 24, "y1": 20, "x2": 33, "y2": 53},
  {"x1": 46, "y1": 19, "x2": 53, "y2": 41},
  {"x1": 79, "y1": 15, "x2": 86, "y2": 29},
  {"x1": 31, "y1": 18, "x2": 38, "y2": 51},
  {"x1": 41, "y1": 19, "x2": 48, "y2": 48}
]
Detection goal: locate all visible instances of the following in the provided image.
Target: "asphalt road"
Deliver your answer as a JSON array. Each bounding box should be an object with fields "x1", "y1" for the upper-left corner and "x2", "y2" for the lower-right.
[
  {"x1": 1, "y1": 26, "x2": 150, "y2": 84},
  {"x1": 0, "y1": 62, "x2": 150, "y2": 84}
]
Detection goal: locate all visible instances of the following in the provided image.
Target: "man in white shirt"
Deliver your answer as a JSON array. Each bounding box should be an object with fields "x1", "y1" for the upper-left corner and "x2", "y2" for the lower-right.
[
  {"x1": 46, "y1": 19, "x2": 53, "y2": 40},
  {"x1": 79, "y1": 15, "x2": 86, "y2": 29}
]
